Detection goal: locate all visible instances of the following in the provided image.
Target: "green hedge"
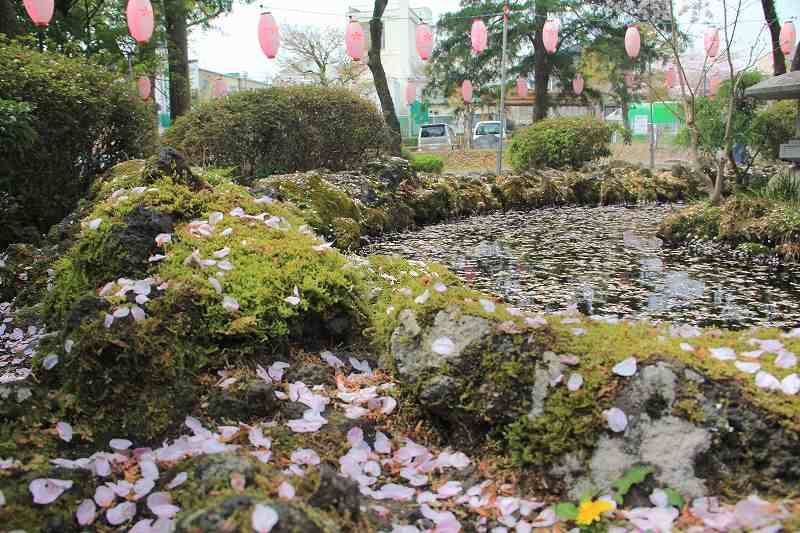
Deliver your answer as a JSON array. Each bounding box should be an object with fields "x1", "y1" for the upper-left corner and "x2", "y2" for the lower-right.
[
  {"x1": 163, "y1": 86, "x2": 391, "y2": 178},
  {"x1": 750, "y1": 101, "x2": 797, "y2": 161},
  {"x1": 0, "y1": 39, "x2": 157, "y2": 249},
  {"x1": 410, "y1": 154, "x2": 444, "y2": 174},
  {"x1": 508, "y1": 117, "x2": 612, "y2": 171}
]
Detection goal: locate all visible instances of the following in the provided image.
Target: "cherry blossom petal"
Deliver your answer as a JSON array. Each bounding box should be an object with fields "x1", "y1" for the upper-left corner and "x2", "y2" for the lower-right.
[
  {"x1": 43, "y1": 353, "x2": 59, "y2": 370},
  {"x1": 775, "y1": 351, "x2": 797, "y2": 369},
  {"x1": 347, "y1": 427, "x2": 364, "y2": 447},
  {"x1": 56, "y1": 421, "x2": 73, "y2": 442},
  {"x1": 129, "y1": 519, "x2": 154, "y2": 533},
  {"x1": 30, "y1": 478, "x2": 73, "y2": 504},
  {"x1": 374, "y1": 432, "x2": 392, "y2": 454},
  {"x1": 710, "y1": 347, "x2": 736, "y2": 361},
  {"x1": 603, "y1": 407, "x2": 628, "y2": 432},
  {"x1": 94, "y1": 484, "x2": 116, "y2": 507},
  {"x1": 781, "y1": 374, "x2": 799, "y2": 395},
  {"x1": 166, "y1": 472, "x2": 188, "y2": 489},
  {"x1": 147, "y1": 492, "x2": 180, "y2": 518},
  {"x1": 380, "y1": 396, "x2": 398, "y2": 415},
  {"x1": 567, "y1": 373, "x2": 583, "y2": 391},
  {"x1": 320, "y1": 351, "x2": 344, "y2": 368},
  {"x1": 109, "y1": 438, "x2": 133, "y2": 451},
  {"x1": 76, "y1": 499, "x2": 96, "y2": 525},
  {"x1": 612, "y1": 357, "x2": 637, "y2": 377},
  {"x1": 222, "y1": 296, "x2": 240, "y2": 313},
  {"x1": 252, "y1": 503, "x2": 279, "y2": 532},
  {"x1": 278, "y1": 481, "x2": 295, "y2": 499},
  {"x1": 290, "y1": 448, "x2": 320, "y2": 465},
  {"x1": 106, "y1": 501, "x2": 136, "y2": 525},
  {"x1": 431, "y1": 337, "x2": 455, "y2": 356},
  {"x1": 735, "y1": 361, "x2": 761, "y2": 374},
  {"x1": 755, "y1": 371, "x2": 781, "y2": 390},
  {"x1": 625, "y1": 506, "x2": 679, "y2": 533}
]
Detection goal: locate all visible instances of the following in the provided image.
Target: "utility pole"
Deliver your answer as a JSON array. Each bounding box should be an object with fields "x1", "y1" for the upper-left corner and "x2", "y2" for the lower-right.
[{"x1": 496, "y1": 1, "x2": 510, "y2": 175}]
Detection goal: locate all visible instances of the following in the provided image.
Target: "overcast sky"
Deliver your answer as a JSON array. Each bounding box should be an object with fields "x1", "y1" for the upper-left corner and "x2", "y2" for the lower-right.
[{"x1": 189, "y1": 0, "x2": 798, "y2": 82}]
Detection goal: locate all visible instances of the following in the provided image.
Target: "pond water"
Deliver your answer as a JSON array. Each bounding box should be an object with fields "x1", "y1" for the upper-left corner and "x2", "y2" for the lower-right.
[{"x1": 363, "y1": 204, "x2": 800, "y2": 329}]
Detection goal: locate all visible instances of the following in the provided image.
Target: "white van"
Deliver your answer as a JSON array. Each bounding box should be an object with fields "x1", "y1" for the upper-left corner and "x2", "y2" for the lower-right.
[{"x1": 417, "y1": 123, "x2": 457, "y2": 151}]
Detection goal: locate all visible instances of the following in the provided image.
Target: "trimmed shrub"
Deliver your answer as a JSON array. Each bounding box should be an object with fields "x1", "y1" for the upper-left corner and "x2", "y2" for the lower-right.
[
  {"x1": 750, "y1": 101, "x2": 797, "y2": 161},
  {"x1": 163, "y1": 86, "x2": 391, "y2": 178},
  {"x1": 410, "y1": 154, "x2": 444, "y2": 174},
  {"x1": 0, "y1": 39, "x2": 157, "y2": 249},
  {"x1": 508, "y1": 117, "x2": 611, "y2": 171}
]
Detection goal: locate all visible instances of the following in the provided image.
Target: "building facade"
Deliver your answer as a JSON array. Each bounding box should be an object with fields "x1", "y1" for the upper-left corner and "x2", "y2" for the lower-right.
[{"x1": 189, "y1": 60, "x2": 269, "y2": 104}]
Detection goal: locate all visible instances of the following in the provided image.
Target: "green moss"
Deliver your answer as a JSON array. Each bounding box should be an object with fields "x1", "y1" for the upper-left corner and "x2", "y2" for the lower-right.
[{"x1": 331, "y1": 217, "x2": 361, "y2": 250}]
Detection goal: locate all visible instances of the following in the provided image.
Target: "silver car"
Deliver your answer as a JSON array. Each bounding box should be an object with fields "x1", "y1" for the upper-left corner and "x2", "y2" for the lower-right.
[{"x1": 417, "y1": 123, "x2": 457, "y2": 151}]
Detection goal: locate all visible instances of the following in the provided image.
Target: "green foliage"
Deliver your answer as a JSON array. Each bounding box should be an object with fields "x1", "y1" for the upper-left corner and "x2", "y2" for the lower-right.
[
  {"x1": 664, "y1": 487, "x2": 685, "y2": 508},
  {"x1": 555, "y1": 502, "x2": 579, "y2": 520},
  {"x1": 508, "y1": 117, "x2": 612, "y2": 171},
  {"x1": 164, "y1": 86, "x2": 391, "y2": 177},
  {"x1": 764, "y1": 171, "x2": 800, "y2": 204},
  {"x1": 0, "y1": 39, "x2": 157, "y2": 249},
  {"x1": 750, "y1": 101, "x2": 798, "y2": 161},
  {"x1": 410, "y1": 154, "x2": 445, "y2": 174},
  {"x1": 611, "y1": 465, "x2": 653, "y2": 503}
]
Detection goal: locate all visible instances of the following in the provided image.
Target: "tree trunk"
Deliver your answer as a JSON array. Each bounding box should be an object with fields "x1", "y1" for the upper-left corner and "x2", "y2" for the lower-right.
[
  {"x1": 761, "y1": 0, "x2": 786, "y2": 76},
  {"x1": 0, "y1": 0, "x2": 19, "y2": 38},
  {"x1": 532, "y1": 0, "x2": 549, "y2": 122},
  {"x1": 367, "y1": 0, "x2": 401, "y2": 156},
  {"x1": 163, "y1": 0, "x2": 191, "y2": 120},
  {"x1": 621, "y1": 99, "x2": 631, "y2": 141}
]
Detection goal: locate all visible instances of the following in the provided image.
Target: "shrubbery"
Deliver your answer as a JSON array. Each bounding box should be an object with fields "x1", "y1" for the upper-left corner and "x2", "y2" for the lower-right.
[
  {"x1": 0, "y1": 39, "x2": 156, "y2": 249},
  {"x1": 508, "y1": 117, "x2": 611, "y2": 171},
  {"x1": 410, "y1": 154, "x2": 444, "y2": 174},
  {"x1": 163, "y1": 86, "x2": 391, "y2": 178},
  {"x1": 750, "y1": 100, "x2": 797, "y2": 161}
]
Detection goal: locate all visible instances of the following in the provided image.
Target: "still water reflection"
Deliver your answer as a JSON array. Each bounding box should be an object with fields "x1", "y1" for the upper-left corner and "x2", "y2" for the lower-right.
[{"x1": 363, "y1": 205, "x2": 800, "y2": 329}]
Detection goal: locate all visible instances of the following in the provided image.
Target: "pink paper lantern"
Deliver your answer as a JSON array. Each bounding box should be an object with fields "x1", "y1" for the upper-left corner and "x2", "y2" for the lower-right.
[
  {"x1": 780, "y1": 21, "x2": 796, "y2": 55},
  {"x1": 709, "y1": 76, "x2": 721, "y2": 96},
  {"x1": 23, "y1": 0, "x2": 53, "y2": 28},
  {"x1": 516, "y1": 77, "x2": 527, "y2": 98},
  {"x1": 704, "y1": 28, "x2": 720, "y2": 58},
  {"x1": 137, "y1": 76, "x2": 151, "y2": 100},
  {"x1": 126, "y1": 0, "x2": 154, "y2": 44},
  {"x1": 212, "y1": 78, "x2": 228, "y2": 99},
  {"x1": 405, "y1": 81, "x2": 416, "y2": 106},
  {"x1": 625, "y1": 26, "x2": 641, "y2": 59},
  {"x1": 258, "y1": 12, "x2": 280, "y2": 59},
  {"x1": 543, "y1": 20, "x2": 559, "y2": 54},
  {"x1": 572, "y1": 74, "x2": 584, "y2": 95},
  {"x1": 416, "y1": 24, "x2": 434, "y2": 61},
  {"x1": 345, "y1": 19, "x2": 366, "y2": 61},
  {"x1": 666, "y1": 65, "x2": 676, "y2": 88},
  {"x1": 471, "y1": 19, "x2": 488, "y2": 54},
  {"x1": 462, "y1": 80, "x2": 473, "y2": 104}
]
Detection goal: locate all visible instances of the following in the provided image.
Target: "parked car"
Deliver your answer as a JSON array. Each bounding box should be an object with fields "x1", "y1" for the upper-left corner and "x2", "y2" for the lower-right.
[
  {"x1": 472, "y1": 120, "x2": 511, "y2": 148},
  {"x1": 418, "y1": 123, "x2": 457, "y2": 151}
]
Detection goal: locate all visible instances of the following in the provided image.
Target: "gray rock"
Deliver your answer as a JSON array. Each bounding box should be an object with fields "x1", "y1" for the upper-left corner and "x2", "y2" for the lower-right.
[
  {"x1": 528, "y1": 351, "x2": 565, "y2": 419},
  {"x1": 177, "y1": 496, "x2": 330, "y2": 533},
  {"x1": 308, "y1": 464, "x2": 361, "y2": 518},
  {"x1": 193, "y1": 454, "x2": 255, "y2": 491},
  {"x1": 390, "y1": 307, "x2": 490, "y2": 380}
]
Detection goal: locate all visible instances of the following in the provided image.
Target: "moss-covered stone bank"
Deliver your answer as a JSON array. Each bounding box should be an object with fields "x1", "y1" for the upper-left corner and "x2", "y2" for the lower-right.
[
  {"x1": 659, "y1": 195, "x2": 800, "y2": 261},
  {"x1": 1, "y1": 157, "x2": 798, "y2": 532}
]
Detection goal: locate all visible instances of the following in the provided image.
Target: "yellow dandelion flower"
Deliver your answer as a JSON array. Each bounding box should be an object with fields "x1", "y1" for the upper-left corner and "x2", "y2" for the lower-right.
[{"x1": 575, "y1": 499, "x2": 615, "y2": 526}]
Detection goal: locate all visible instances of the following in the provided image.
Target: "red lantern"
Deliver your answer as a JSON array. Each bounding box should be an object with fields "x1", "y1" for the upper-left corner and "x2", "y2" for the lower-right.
[
  {"x1": 212, "y1": 78, "x2": 228, "y2": 99},
  {"x1": 666, "y1": 65, "x2": 676, "y2": 88},
  {"x1": 516, "y1": 77, "x2": 527, "y2": 98},
  {"x1": 258, "y1": 12, "x2": 280, "y2": 59},
  {"x1": 345, "y1": 19, "x2": 366, "y2": 61},
  {"x1": 23, "y1": 0, "x2": 53, "y2": 28},
  {"x1": 471, "y1": 19, "x2": 488, "y2": 54},
  {"x1": 137, "y1": 76, "x2": 151, "y2": 100},
  {"x1": 543, "y1": 20, "x2": 559, "y2": 54},
  {"x1": 572, "y1": 74, "x2": 584, "y2": 95},
  {"x1": 462, "y1": 80, "x2": 473, "y2": 104},
  {"x1": 625, "y1": 26, "x2": 641, "y2": 59},
  {"x1": 416, "y1": 24, "x2": 434, "y2": 61},
  {"x1": 780, "y1": 21, "x2": 796, "y2": 55},
  {"x1": 126, "y1": 0, "x2": 154, "y2": 44},
  {"x1": 704, "y1": 28, "x2": 720, "y2": 58},
  {"x1": 405, "y1": 81, "x2": 416, "y2": 106}
]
